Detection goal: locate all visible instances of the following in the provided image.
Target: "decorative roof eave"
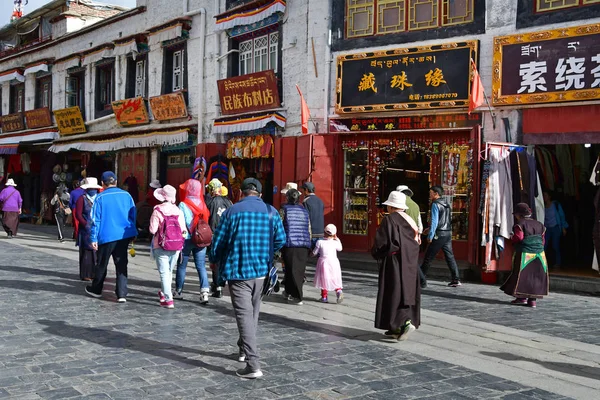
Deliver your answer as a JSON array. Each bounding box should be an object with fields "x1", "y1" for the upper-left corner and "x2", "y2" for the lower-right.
[
  {"x1": 213, "y1": 111, "x2": 286, "y2": 134},
  {"x1": 147, "y1": 17, "x2": 192, "y2": 35},
  {"x1": 215, "y1": 0, "x2": 286, "y2": 32},
  {"x1": 24, "y1": 59, "x2": 55, "y2": 75},
  {"x1": 0, "y1": 69, "x2": 25, "y2": 83}
]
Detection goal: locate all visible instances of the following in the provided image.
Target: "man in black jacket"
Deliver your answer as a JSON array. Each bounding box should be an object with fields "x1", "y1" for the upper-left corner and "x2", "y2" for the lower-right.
[
  {"x1": 419, "y1": 185, "x2": 461, "y2": 288},
  {"x1": 301, "y1": 182, "x2": 325, "y2": 248}
]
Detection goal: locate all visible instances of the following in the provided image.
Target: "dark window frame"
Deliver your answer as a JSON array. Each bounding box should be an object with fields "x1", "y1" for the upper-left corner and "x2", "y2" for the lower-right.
[
  {"x1": 126, "y1": 54, "x2": 149, "y2": 99},
  {"x1": 65, "y1": 69, "x2": 86, "y2": 119},
  {"x1": 9, "y1": 83, "x2": 25, "y2": 114},
  {"x1": 517, "y1": 0, "x2": 600, "y2": 28},
  {"x1": 162, "y1": 42, "x2": 189, "y2": 104},
  {"x1": 35, "y1": 74, "x2": 52, "y2": 110},
  {"x1": 95, "y1": 61, "x2": 115, "y2": 119},
  {"x1": 332, "y1": 0, "x2": 485, "y2": 52}
]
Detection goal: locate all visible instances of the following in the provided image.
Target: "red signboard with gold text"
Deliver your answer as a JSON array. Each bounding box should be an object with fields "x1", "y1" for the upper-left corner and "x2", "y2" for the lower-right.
[
  {"x1": 0, "y1": 113, "x2": 25, "y2": 133},
  {"x1": 112, "y1": 97, "x2": 150, "y2": 127},
  {"x1": 25, "y1": 108, "x2": 52, "y2": 129},
  {"x1": 217, "y1": 70, "x2": 280, "y2": 115},
  {"x1": 149, "y1": 92, "x2": 188, "y2": 121}
]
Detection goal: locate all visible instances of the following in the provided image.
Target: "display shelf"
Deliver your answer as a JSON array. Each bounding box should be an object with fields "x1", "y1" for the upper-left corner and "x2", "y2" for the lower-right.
[{"x1": 344, "y1": 148, "x2": 369, "y2": 236}]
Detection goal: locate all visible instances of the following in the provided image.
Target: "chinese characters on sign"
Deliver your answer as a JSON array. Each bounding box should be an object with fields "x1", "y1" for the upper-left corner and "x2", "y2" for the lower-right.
[
  {"x1": 493, "y1": 24, "x2": 600, "y2": 105},
  {"x1": 217, "y1": 70, "x2": 281, "y2": 116},
  {"x1": 330, "y1": 113, "x2": 481, "y2": 133},
  {"x1": 149, "y1": 92, "x2": 188, "y2": 121},
  {"x1": 53, "y1": 107, "x2": 86, "y2": 135},
  {"x1": 24, "y1": 108, "x2": 52, "y2": 129},
  {"x1": 0, "y1": 113, "x2": 25, "y2": 133},
  {"x1": 112, "y1": 97, "x2": 150, "y2": 127},
  {"x1": 336, "y1": 41, "x2": 477, "y2": 113}
]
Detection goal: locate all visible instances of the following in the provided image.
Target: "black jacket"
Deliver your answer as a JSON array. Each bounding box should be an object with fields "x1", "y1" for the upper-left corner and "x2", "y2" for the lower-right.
[
  {"x1": 208, "y1": 195, "x2": 233, "y2": 232},
  {"x1": 303, "y1": 194, "x2": 324, "y2": 237},
  {"x1": 433, "y1": 198, "x2": 452, "y2": 237}
]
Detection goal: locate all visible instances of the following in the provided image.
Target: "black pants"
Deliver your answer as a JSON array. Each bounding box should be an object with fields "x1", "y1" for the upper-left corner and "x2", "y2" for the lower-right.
[
  {"x1": 419, "y1": 234, "x2": 460, "y2": 283},
  {"x1": 282, "y1": 247, "x2": 308, "y2": 301},
  {"x1": 55, "y1": 211, "x2": 66, "y2": 240},
  {"x1": 89, "y1": 238, "x2": 130, "y2": 298}
]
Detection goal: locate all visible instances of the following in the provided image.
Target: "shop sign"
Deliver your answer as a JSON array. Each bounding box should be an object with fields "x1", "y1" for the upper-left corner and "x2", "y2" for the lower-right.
[
  {"x1": 24, "y1": 108, "x2": 52, "y2": 129},
  {"x1": 330, "y1": 113, "x2": 481, "y2": 133},
  {"x1": 53, "y1": 106, "x2": 86, "y2": 135},
  {"x1": 217, "y1": 70, "x2": 280, "y2": 115},
  {"x1": 336, "y1": 41, "x2": 477, "y2": 113},
  {"x1": 149, "y1": 92, "x2": 188, "y2": 121},
  {"x1": 0, "y1": 113, "x2": 25, "y2": 133},
  {"x1": 493, "y1": 23, "x2": 600, "y2": 106},
  {"x1": 112, "y1": 97, "x2": 150, "y2": 127}
]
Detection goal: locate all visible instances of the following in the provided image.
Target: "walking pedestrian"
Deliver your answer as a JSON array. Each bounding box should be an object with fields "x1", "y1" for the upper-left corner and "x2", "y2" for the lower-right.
[
  {"x1": 543, "y1": 191, "x2": 568, "y2": 268},
  {"x1": 75, "y1": 178, "x2": 102, "y2": 281},
  {"x1": 280, "y1": 188, "x2": 311, "y2": 305},
  {"x1": 301, "y1": 182, "x2": 325, "y2": 248},
  {"x1": 0, "y1": 179, "x2": 22, "y2": 238},
  {"x1": 146, "y1": 179, "x2": 162, "y2": 208},
  {"x1": 209, "y1": 178, "x2": 286, "y2": 379},
  {"x1": 175, "y1": 179, "x2": 211, "y2": 304},
  {"x1": 312, "y1": 224, "x2": 344, "y2": 304},
  {"x1": 70, "y1": 180, "x2": 85, "y2": 241},
  {"x1": 372, "y1": 191, "x2": 421, "y2": 341},
  {"x1": 149, "y1": 185, "x2": 187, "y2": 309},
  {"x1": 51, "y1": 185, "x2": 71, "y2": 243},
  {"x1": 207, "y1": 181, "x2": 233, "y2": 298},
  {"x1": 419, "y1": 186, "x2": 462, "y2": 288},
  {"x1": 85, "y1": 171, "x2": 137, "y2": 303},
  {"x1": 396, "y1": 185, "x2": 423, "y2": 236},
  {"x1": 500, "y1": 203, "x2": 549, "y2": 308}
]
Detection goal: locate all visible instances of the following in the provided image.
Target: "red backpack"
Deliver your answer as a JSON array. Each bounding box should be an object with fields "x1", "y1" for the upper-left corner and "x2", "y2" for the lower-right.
[{"x1": 192, "y1": 218, "x2": 212, "y2": 248}]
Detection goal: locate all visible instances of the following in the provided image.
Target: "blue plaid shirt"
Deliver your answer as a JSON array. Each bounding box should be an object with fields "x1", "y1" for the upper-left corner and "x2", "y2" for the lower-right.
[{"x1": 209, "y1": 196, "x2": 286, "y2": 284}]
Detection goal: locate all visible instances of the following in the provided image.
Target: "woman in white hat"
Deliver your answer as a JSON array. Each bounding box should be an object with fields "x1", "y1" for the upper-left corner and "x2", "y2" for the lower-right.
[
  {"x1": 75, "y1": 178, "x2": 102, "y2": 281},
  {"x1": 0, "y1": 179, "x2": 23, "y2": 238},
  {"x1": 372, "y1": 191, "x2": 421, "y2": 341},
  {"x1": 149, "y1": 185, "x2": 187, "y2": 309}
]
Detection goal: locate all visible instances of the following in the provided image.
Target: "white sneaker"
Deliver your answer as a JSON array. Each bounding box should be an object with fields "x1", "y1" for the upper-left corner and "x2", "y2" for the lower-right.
[
  {"x1": 173, "y1": 290, "x2": 184, "y2": 300},
  {"x1": 200, "y1": 292, "x2": 209, "y2": 304},
  {"x1": 236, "y1": 366, "x2": 263, "y2": 379},
  {"x1": 117, "y1": 298, "x2": 127, "y2": 303},
  {"x1": 238, "y1": 352, "x2": 246, "y2": 362}
]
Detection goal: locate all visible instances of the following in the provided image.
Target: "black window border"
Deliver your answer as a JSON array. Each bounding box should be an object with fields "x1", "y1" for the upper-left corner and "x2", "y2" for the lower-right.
[
  {"x1": 94, "y1": 60, "x2": 116, "y2": 119},
  {"x1": 517, "y1": 0, "x2": 600, "y2": 29},
  {"x1": 332, "y1": 0, "x2": 486, "y2": 52},
  {"x1": 162, "y1": 42, "x2": 189, "y2": 105},
  {"x1": 126, "y1": 53, "x2": 149, "y2": 99},
  {"x1": 66, "y1": 68, "x2": 86, "y2": 120},
  {"x1": 35, "y1": 74, "x2": 53, "y2": 110},
  {"x1": 9, "y1": 83, "x2": 25, "y2": 114}
]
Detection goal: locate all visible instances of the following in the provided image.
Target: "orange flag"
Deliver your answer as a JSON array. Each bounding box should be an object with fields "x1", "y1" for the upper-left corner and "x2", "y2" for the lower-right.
[
  {"x1": 469, "y1": 59, "x2": 484, "y2": 115},
  {"x1": 296, "y1": 84, "x2": 310, "y2": 134}
]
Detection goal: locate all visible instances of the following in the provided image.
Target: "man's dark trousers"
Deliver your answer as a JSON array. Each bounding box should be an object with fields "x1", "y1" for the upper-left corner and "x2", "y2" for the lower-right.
[
  {"x1": 419, "y1": 234, "x2": 460, "y2": 284},
  {"x1": 90, "y1": 238, "x2": 130, "y2": 298}
]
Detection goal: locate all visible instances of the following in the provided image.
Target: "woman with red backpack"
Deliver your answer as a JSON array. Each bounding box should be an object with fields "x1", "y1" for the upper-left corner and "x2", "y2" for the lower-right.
[
  {"x1": 175, "y1": 179, "x2": 211, "y2": 304},
  {"x1": 149, "y1": 185, "x2": 187, "y2": 309}
]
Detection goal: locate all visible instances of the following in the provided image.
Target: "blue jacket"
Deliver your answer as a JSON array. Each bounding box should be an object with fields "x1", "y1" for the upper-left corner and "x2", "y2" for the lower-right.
[
  {"x1": 547, "y1": 201, "x2": 569, "y2": 231},
  {"x1": 282, "y1": 204, "x2": 311, "y2": 248},
  {"x1": 90, "y1": 187, "x2": 137, "y2": 245},
  {"x1": 209, "y1": 196, "x2": 286, "y2": 284}
]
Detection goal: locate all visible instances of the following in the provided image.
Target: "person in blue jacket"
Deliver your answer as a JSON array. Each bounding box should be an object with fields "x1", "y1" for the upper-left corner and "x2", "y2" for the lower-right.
[
  {"x1": 543, "y1": 191, "x2": 569, "y2": 268},
  {"x1": 85, "y1": 171, "x2": 137, "y2": 303}
]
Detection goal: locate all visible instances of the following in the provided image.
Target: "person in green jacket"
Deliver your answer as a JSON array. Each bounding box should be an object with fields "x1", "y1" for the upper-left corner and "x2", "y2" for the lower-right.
[{"x1": 397, "y1": 185, "x2": 423, "y2": 242}]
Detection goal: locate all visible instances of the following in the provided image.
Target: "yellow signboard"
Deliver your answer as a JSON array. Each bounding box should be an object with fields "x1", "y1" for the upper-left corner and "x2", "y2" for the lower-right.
[{"x1": 54, "y1": 106, "x2": 86, "y2": 135}]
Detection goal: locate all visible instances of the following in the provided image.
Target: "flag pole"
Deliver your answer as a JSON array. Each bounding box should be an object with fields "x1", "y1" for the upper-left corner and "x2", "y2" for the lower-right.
[{"x1": 471, "y1": 59, "x2": 497, "y2": 130}]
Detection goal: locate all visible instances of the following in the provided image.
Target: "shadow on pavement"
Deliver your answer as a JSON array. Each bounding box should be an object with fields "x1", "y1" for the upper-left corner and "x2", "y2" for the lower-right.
[
  {"x1": 37, "y1": 319, "x2": 234, "y2": 374},
  {"x1": 480, "y1": 351, "x2": 600, "y2": 381},
  {"x1": 421, "y1": 289, "x2": 510, "y2": 306}
]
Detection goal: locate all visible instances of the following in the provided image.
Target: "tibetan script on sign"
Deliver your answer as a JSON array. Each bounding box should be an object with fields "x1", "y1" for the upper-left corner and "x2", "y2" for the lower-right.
[
  {"x1": 25, "y1": 108, "x2": 52, "y2": 129},
  {"x1": 54, "y1": 106, "x2": 86, "y2": 135},
  {"x1": 112, "y1": 97, "x2": 150, "y2": 127},
  {"x1": 149, "y1": 92, "x2": 188, "y2": 121},
  {"x1": 0, "y1": 113, "x2": 25, "y2": 133},
  {"x1": 493, "y1": 23, "x2": 600, "y2": 106},
  {"x1": 217, "y1": 70, "x2": 281, "y2": 116},
  {"x1": 336, "y1": 41, "x2": 477, "y2": 113}
]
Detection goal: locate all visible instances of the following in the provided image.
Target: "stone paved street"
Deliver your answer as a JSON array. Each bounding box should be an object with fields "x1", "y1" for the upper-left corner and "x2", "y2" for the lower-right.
[{"x1": 0, "y1": 225, "x2": 599, "y2": 399}]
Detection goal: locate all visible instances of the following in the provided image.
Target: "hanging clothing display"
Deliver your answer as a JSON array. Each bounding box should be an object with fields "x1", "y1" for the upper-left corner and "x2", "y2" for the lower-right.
[
  {"x1": 20, "y1": 153, "x2": 31, "y2": 174},
  {"x1": 226, "y1": 134, "x2": 274, "y2": 159},
  {"x1": 510, "y1": 149, "x2": 537, "y2": 220}
]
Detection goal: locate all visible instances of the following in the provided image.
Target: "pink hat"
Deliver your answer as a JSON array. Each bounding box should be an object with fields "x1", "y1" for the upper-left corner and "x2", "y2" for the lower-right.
[{"x1": 154, "y1": 185, "x2": 177, "y2": 204}]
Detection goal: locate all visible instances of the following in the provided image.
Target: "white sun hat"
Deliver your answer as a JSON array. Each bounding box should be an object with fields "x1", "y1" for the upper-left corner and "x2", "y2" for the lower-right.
[{"x1": 382, "y1": 191, "x2": 408, "y2": 210}]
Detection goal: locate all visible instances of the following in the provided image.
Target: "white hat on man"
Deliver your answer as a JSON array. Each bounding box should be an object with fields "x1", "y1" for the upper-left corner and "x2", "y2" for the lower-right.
[
  {"x1": 281, "y1": 182, "x2": 298, "y2": 194},
  {"x1": 5, "y1": 179, "x2": 17, "y2": 187},
  {"x1": 149, "y1": 179, "x2": 162, "y2": 189},
  {"x1": 382, "y1": 191, "x2": 408, "y2": 210},
  {"x1": 396, "y1": 185, "x2": 414, "y2": 197},
  {"x1": 80, "y1": 177, "x2": 102, "y2": 190}
]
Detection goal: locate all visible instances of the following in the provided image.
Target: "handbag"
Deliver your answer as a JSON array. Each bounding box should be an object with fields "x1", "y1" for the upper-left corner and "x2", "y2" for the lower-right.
[
  {"x1": 262, "y1": 202, "x2": 278, "y2": 297},
  {"x1": 58, "y1": 198, "x2": 72, "y2": 215}
]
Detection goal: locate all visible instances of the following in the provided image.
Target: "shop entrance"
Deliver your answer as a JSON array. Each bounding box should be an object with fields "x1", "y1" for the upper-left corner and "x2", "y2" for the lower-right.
[{"x1": 534, "y1": 144, "x2": 600, "y2": 277}]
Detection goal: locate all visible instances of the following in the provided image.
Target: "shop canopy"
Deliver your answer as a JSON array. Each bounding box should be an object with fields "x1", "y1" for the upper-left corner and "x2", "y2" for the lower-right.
[
  {"x1": 0, "y1": 130, "x2": 59, "y2": 155},
  {"x1": 48, "y1": 128, "x2": 190, "y2": 153},
  {"x1": 214, "y1": 0, "x2": 286, "y2": 32},
  {"x1": 213, "y1": 112, "x2": 286, "y2": 134}
]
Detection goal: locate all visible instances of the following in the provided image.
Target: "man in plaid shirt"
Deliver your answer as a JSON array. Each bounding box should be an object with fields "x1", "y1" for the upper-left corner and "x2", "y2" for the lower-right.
[{"x1": 210, "y1": 178, "x2": 286, "y2": 379}]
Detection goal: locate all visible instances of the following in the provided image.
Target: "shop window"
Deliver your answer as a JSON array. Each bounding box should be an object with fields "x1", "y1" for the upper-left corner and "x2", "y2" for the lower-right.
[
  {"x1": 162, "y1": 44, "x2": 188, "y2": 103},
  {"x1": 346, "y1": 0, "x2": 474, "y2": 37},
  {"x1": 35, "y1": 76, "x2": 52, "y2": 110},
  {"x1": 66, "y1": 71, "x2": 85, "y2": 118},
  {"x1": 343, "y1": 148, "x2": 369, "y2": 236},
  {"x1": 10, "y1": 83, "x2": 25, "y2": 114},
  {"x1": 536, "y1": 0, "x2": 599, "y2": 12},
  {"x1": 95, "y1": 62, "x2": 115, "y2": 119},
  {"x1": 126, "y1": 56, "x2": 148, "y2": 99},
  {"x1": 237, "y1": 32, "x2": 279, "y2": 75}
]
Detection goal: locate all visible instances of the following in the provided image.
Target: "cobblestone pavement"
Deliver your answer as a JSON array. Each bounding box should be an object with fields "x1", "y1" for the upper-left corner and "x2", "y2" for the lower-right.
[{"x1": 0, "y1": 226, "x2": 598, "y2": 399}]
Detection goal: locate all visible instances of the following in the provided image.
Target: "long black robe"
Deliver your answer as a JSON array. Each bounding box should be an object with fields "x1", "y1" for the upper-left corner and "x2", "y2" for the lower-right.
[{"x1": 372, "y1": 212, "x2": 421, "y2": 331}]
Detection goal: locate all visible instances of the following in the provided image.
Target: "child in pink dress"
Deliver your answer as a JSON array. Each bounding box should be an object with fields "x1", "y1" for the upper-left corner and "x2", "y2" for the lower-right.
[{"x1": 312, "y1": 224, "x2": 344, "y2": 303}]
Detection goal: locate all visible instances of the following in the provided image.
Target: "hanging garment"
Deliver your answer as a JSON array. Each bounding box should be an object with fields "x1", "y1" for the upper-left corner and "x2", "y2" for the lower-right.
[
  {"x1": 20, "y1": 153, "x2": 31, "y2": 174},
  {"x1": 534, "y1": 173, "x2": 545, "y2": 225},
  {"x1": 556, "y1": 145, "x2": 575, "y2": 196},
  {"x1": 526, "y1": 153, "x2": 538, "y2": 220}
]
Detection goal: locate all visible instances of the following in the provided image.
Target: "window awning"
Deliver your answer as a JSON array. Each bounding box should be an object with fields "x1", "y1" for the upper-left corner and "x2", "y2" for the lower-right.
[
  {"x1": 49, "y1": 129, "x2": 190, "y2": 153},
  {"x1": 54, "y1": 56, "x2": 81, "y2": 72},
  {"x1": 0, "y1": 130, "x2": 59, "y2": 146},
  {"x1": 213, "y1": 112, "x2": 286, "y2": 134},
  {"x1": 215, "y1": 0, "x2": 286, "y2": 32},
  {"x1": 24, "y1": 62, "x2": 49, "y2": 75},
  {"x1": 82, "y1": 46, "x2": 114, "y2": 66},
  {"x1": 0, "y1": 144, "x2": 18, "y2": 155},
  {"x1": 113, "y1": 39, "x2": 139, "y2": 58},
  {"x1": 148, "y1": 23, "x2": 183, "y2": 46},
  {"x1": 0, "y1": 69, "x2": 25, "y2": 83}
]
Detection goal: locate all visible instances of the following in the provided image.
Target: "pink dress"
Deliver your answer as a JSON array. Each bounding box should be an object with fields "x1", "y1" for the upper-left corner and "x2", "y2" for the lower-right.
[{"x1": 312, "y1": 239, "x2": 343, "y2": 291}]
